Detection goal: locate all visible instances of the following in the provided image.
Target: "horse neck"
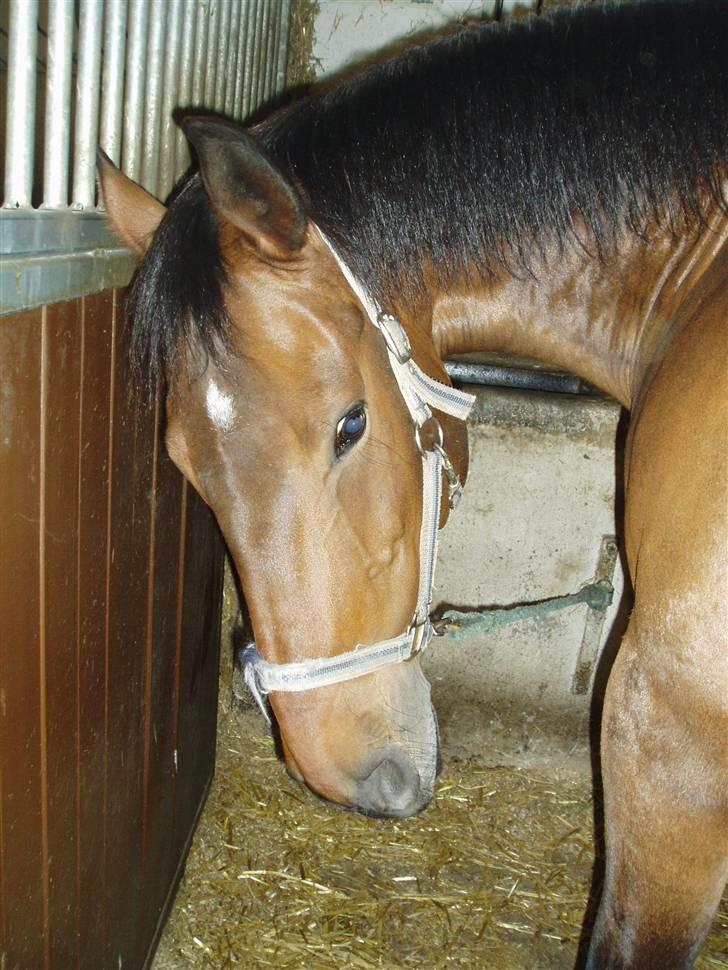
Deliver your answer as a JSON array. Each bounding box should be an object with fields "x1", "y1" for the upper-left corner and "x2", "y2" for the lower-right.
[{"x1": 424, "y1": 212, "x2": 727, "y2": 410}]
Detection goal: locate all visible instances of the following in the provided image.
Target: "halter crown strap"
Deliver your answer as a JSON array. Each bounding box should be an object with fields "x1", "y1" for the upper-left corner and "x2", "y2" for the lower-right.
[{"x1": 241, "y1": 227, "x2": 475, "y2": 721}]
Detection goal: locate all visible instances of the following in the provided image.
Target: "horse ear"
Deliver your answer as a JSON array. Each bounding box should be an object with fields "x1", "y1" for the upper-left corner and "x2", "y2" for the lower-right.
[
  {"x1": 96, "y1": 150, "x2": 166, "y2": 256},
  {"x1": 181, "y1": 116, "x2": 306, "y2": 261}
]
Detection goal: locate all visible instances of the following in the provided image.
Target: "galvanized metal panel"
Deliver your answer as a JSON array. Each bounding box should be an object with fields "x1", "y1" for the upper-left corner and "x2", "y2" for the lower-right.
[
  {"x1": 1, "y1": 247, "x2": 135, "y2": 317},
  {"x1": 2, "y1": 0, "x2": 293, "y2": 314}
]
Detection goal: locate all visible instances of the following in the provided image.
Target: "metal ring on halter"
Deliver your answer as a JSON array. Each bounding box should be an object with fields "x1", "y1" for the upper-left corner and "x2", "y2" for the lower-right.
[
  {"x1": 414, "y1": 414, "x2": 444, "y2": 457},
  {"x1": 407, "y1": 618, "x2": 432, "y2": 656}
]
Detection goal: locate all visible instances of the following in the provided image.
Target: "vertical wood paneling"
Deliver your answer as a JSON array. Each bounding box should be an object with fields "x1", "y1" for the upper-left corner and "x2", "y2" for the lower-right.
[
  {"x1": 140, "y1": 444, "x2": 186, "y2": 953},
  {"x1": 0, "y1": 292, "x2": 225, "y2": 970},
  {"x1": 0, "y1": 308, "x2": 46, "y2": 969},
  {"x1": 173, "y1": 490, "x2": 224, "y2": 860},
  {"x1": 77, "y1": 291, "x2": 115, "y2": 970},
  {"x1": 104, "y1": 300, "x2": 156, "y2": 970},
  {"x1": 43, "y1": 299, "x2": 83, "y2": 970}
]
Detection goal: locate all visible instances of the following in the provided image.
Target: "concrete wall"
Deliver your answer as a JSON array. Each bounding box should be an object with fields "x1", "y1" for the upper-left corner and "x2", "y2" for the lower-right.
[
  {"x1": 312, "y1": 1, "x2": 535, "y2": 79},
  {"x1": 426, "y1": 387, "x2": 625, "y2": 765}
]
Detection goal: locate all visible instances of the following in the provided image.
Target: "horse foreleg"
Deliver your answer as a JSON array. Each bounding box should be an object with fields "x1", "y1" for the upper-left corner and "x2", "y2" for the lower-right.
[{"x1": 585, "y1": 616, "x2": 728, "y2": 970}]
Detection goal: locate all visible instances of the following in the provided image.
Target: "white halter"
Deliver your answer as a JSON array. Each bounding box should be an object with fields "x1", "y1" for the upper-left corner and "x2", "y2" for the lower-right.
[{"x1": 242, "y1": 229, "x2": 475, "y2": 722}]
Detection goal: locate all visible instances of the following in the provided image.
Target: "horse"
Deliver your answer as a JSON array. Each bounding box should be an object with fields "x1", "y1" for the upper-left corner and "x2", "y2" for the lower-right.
[{"x1": 98, "y1": 0, "x2": 727, "y2": 966}]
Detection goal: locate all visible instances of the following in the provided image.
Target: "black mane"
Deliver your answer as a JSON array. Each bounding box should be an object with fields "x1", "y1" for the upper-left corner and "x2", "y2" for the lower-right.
[
  {"x1": 130, "y1": 0, "x2": 728, "y2": 383},
  {"x1": 128, "y1": 175, "x2": 230, "y2": 385}
]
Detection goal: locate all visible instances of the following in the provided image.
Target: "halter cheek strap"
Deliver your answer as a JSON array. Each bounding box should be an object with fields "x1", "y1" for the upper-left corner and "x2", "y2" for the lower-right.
[{"x1": 242, "y1": 227, "x2": 475, "y2": 722}]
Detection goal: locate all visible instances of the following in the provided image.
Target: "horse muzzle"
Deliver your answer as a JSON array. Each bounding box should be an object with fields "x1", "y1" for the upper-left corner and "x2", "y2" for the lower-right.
[{"x1": 353, "y1": 740, "x2": 438, "y2": 818}]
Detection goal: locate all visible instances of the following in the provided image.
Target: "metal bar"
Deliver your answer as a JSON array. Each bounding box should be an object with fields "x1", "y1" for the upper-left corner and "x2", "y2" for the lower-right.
[
  {"x1": 224, "y1": 0, "x2": 242, "y2": 117},
  {"x1": 253, "y1": 0, "x2": 270, "y2": 109},
  {"x1": 99, "y1": 0, "x2": 129, "y2": 169},
  {"x1": 72, "y1": 0, "x2": 105, "y2": 210},
  {"x1": 241, "y1": 0, "x2": 257, "y2": 119},
  {"x1": 140, "y1": 0, "x2": 168, "y2": 195},
  {"x1": 4, "y1": 0, "x2": 39, "y2": 208},
  {"x1": 268, "y1": 0, "x2": 279, "y2": 100},
  {"x1": 244, "y1": 0, "x2": 262, "y2": 117},
  {"x1": 215, "y1": 0, "x2": 233, "y2": 112},
  {"x1": 239, "y1": 0, "x2": 252, "y2": 118},
  {"x1": 270, "y1": 0, "x2": 283, "y2": 98},
  {"x1": 439, "y1": 579, "x2": 615, "y2": 641},
  {"x1": 572, "y1": 538, "x2": 619, "y2": 694},
  {"x1": 43, "y1": 0, "x2": 74, "y2": 209},
  {"x1": 264, "y1": 0, "x2": 279, "y2": 102},
  {"x1": 233, "y1": 0, "x2": 252, "y2": 120},
  {"x1": 158, "y1": 0, "x2": 184, "y2": 200},
  {"x1": 175, "y1": 0, "x2": 199, "y2": 178},
  {"x1": 276, "y1": 0, "x2": 292, "y2": 95},
  {"x1": 191, "y1": 0, "x2": 210, "y2": 109},
  {"x1": 444, "y1": 361, "x2": 599, "y2": 396},
  {"x1": 122, "y1": 0, "x2": 151, "y2": 183},
  {"x1": 203, "y1": 0, "x2": 221, "y2": 108}
]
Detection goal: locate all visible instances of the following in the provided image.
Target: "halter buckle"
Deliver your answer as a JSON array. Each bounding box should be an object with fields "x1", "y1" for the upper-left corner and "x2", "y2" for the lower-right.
[
  {"x1": 377, "y1": 312, "x2": 412, "y2": 364},
  {"x1": 433, "y1": 442, "x2": 464, "y2": 509},
  {"x1": 414, "y1": 414, "x2": 444, "y2": 457}
]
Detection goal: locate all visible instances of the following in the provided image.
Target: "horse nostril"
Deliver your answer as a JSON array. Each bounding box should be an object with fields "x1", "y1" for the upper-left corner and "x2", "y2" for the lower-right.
[
  {"x1": 356, "y1": 749, "x2": 428, "y2": 818},
  {"x1": 372, "y1": 757, "x2": 408, "y2": 801}
]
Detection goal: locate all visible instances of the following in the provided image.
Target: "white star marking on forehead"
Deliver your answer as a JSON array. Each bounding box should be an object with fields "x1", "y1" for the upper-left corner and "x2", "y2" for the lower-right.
[{"x1": 206, "y1": 379, "x2": 235, "y2": 432}]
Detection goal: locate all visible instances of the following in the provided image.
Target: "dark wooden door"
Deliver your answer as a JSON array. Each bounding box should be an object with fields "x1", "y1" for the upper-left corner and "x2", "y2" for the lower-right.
[{"x1": 0, "y1": 289, "x2": 225, "y2": 970}]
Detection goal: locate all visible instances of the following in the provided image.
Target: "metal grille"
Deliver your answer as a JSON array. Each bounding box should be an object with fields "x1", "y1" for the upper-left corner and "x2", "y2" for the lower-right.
[{"x1": 1, "y1": 0, "x2": 292, "y2": 313}]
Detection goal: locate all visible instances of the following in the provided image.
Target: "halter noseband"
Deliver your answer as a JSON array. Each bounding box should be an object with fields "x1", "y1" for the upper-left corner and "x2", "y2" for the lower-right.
[{"x1": 242, "y1": 228, "x2": 475, "y2": 722}]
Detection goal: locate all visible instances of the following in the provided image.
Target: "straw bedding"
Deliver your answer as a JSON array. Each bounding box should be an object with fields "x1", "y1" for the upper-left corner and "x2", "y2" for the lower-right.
[{"x1": 151, "y1": 695, "x2": 727, "y2": 969}]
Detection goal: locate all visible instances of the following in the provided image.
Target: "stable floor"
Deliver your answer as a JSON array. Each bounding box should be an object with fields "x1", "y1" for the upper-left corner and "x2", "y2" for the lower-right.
[{"x1": 151, "y1": 693, "x2": 727, "y2": 969}]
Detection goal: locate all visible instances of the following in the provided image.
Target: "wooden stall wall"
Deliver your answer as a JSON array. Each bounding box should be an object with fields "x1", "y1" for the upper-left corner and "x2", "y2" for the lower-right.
[{"x1": 0, "y1": 289, "x2": 225, "y2": 970}]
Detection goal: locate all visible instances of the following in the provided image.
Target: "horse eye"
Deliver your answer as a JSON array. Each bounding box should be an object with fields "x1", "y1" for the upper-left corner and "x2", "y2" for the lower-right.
[{"x1": 335, "y1": 403, "x2": 367, "y2": 458}]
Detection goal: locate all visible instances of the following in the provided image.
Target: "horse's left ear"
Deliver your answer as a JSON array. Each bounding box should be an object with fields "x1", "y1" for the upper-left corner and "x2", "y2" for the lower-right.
[
  {"x1": 181, "y1": 116, "x2": 306, "y2": 261},
  {"x1": 97, "y1": 150, "x2": 166, "y2": 256}
]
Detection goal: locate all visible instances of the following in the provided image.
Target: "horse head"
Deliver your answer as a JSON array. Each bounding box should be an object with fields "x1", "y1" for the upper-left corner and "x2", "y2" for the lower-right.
[{"x1": 99, "y1": 116, "x2": 470, "y2": 818}]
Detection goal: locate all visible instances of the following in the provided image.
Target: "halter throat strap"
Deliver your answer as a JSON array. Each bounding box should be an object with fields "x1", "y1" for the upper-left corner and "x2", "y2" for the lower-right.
[{"x1": 242, "y1": 228, "x2": 475, "y2": 722}]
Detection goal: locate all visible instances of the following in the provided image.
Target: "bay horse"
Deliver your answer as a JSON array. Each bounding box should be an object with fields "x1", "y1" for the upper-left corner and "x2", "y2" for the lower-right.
[{"x1": 98, "y1": 0, "x2": 727, "y2": 966}]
